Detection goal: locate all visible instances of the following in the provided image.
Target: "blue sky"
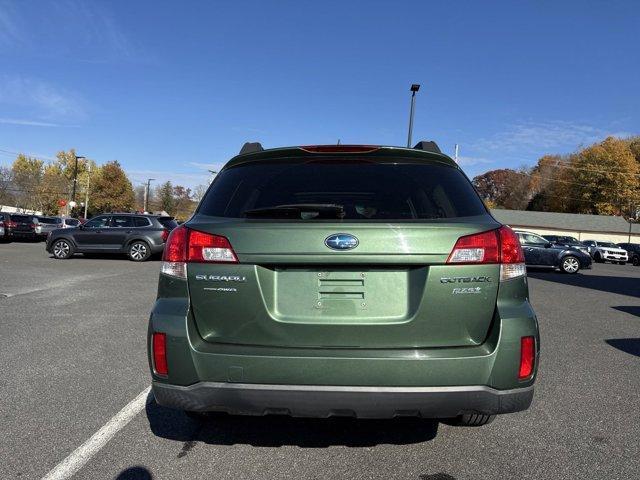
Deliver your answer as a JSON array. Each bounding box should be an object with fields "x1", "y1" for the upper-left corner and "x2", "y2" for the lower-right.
[{"x1": 0, "y1": 0, "x2": 638, "y2": 188}]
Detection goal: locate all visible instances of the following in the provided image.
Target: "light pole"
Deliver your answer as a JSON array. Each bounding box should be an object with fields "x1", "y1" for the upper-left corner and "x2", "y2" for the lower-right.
[
  {"x1": 406, "y1": 84, "x2": 420, "y2": 148},
  {"x1": 84, "y1": 163, "x2": 91, "y2": 219},
  {"x1": 144, "y1": 178, "x2": 155, "y2": 213}
]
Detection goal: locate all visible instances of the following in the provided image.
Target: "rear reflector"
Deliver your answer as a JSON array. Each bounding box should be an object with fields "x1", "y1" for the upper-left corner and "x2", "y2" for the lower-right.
[
  {"x1": 152, "y1": 333, "x2": 168, "y2": 376},
  {"x1": 518, "y1": 336, "x2": 535, "y2": 379},
  {"x1": 161, "y1": 225, "x2": 238, "y2": 278},
  {"x1": 447, "y1": 225, "x2": 526, "y2": 281},
  {"x1": 299, "y1": 145, "x2": 381, "y2": 153}
]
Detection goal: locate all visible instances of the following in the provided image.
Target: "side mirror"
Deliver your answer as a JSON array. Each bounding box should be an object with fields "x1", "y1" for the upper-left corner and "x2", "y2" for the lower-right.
[{"x1": 544, "y1": 243, "x2": 552, "y2": 248}]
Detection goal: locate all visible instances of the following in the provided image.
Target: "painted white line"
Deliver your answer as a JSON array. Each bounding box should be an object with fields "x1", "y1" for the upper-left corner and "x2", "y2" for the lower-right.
[{"x1": 41, "y1": 386, "x2": 152, "y2": 480}]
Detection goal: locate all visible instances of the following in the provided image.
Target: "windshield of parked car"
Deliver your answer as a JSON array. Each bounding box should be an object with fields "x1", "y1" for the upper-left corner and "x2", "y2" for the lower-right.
[
  {"x1": 198, "y1": 160, "x2": 487, "y2": 220},
  {"x1": 600, "y1": 242, "x2": 617, "y2": 248}
]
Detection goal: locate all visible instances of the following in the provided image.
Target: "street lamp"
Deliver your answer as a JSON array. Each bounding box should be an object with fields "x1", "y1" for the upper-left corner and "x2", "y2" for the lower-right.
[{"x1": 406, "y1": 84, "x2": 420, "y2": 148}]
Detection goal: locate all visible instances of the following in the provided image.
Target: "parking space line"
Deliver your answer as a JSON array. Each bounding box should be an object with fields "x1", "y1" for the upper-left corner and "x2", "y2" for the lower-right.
[{"x1": 41, "y1": 386, "x2": 152, "y2": 480}]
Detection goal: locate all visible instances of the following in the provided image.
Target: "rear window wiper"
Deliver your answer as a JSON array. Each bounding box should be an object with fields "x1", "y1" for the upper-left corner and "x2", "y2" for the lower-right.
[{"x1": 243, "y1": 204, "x2": 345, "y2": 219}]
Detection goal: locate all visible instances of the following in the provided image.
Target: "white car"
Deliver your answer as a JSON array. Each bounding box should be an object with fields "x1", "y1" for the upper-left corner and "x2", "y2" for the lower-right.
[{"x1": 582, "y1": 240, "x2": 628, "y2": 264}]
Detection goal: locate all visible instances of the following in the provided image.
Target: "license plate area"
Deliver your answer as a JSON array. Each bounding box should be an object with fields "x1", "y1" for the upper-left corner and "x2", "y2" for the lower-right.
[{"x1": 271, "y1": 268, "x2": 420, "y2": 325}]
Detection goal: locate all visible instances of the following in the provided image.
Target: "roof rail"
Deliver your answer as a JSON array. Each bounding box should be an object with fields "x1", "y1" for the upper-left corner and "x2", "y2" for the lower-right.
[
  {"x1": 239, "y1": 142, "x2": 264, "y2": 155},
  {"x1": 413, "y1": 141, "x2": 441, "y2": 154}
]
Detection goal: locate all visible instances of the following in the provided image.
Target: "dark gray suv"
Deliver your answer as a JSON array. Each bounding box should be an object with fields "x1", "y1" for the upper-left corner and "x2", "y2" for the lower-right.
[{"x1": 46, "y1": 213, "x2": 178, "y2": 261}]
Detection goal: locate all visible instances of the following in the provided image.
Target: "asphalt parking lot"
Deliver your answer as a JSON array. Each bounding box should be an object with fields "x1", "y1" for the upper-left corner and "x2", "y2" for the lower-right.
[{"x1": 1, "y1": 241, "x2": 639, "y2": 480}]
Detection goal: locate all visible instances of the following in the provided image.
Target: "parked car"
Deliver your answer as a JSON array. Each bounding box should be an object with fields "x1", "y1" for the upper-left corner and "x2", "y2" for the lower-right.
[
  {"x1": 0, "y1": 213, "x2": 38, "y2": 240},
  {"x1": 149, "y1": 142, "x2": 539, "y2": 427},
  {"x1": 617, "y1": 243, "x2": 640, "y2": 266},
  {"x1": 542, "y1": 235, "x2": 590, "y2": 255},
  {"x1": 515, "y1": 230, "x2": 591, "y2": 273},
  {"x1": 582, "y1": 240, "x2": 628, "y2": 264},
  {"x1": 35, "y1": 216, "x2": 61, "y2": 239},
  {"x1": 46, "y1": 213, "x2": 177, "y2": 261},
  {"x1": 58, "y1": 217, "x2": 82, "y2": 229}
]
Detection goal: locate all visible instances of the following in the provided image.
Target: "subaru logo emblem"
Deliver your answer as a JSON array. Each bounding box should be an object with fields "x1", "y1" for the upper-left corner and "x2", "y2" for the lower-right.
[{"x1": 325, "y1": 233, "x2": 359, "y2": 251}]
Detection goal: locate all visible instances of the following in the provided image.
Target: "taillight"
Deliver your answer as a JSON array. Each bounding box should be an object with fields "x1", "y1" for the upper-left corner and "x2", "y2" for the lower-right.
[
  {"x1": 188, "y1": 230, "x2": 237, "y2": 263},
  {"x1": 161, "y1": 225, "x2": 238, "y2": 278},
  {"x1": 152, "y1": 332, "x2": 168, "y2": 376},
  {"x1": 5, "y1": 220, "x2": 16, "y2": 228},
  {"x1": 518, "y1": 336, "x2": 535, "y2": 380},
  {"x1": 161, "y1": 229, "x2": 169, "y2": 243},
  {"x1": 447, "y1": 225, "x2": 526, "y2": 281},
  {"x1": 447, "y1": 230, "x2": 499, "y2": 264}
]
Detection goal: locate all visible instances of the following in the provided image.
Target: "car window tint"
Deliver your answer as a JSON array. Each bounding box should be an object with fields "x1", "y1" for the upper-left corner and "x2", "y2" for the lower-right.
[
  {"x1": 521, "y1": 233, "x2": 546, "y2": 245},
  {"x1": 134, "y1": 216, "x2": 151, "y2": 227},
  {"x1": 84, "y1": 216, "x2": 110, "y2": 228},
  {"x1": 198, "y1": 160, "x2": 486, "y2": 220},
  {"x1": 112, "y1": 216, "x2": 135, "y2": 228},
  {"x1": 66, "y1": 219, "x2": 80, "y2": 226},
  {"x1": 157, "y1": 217, "x2": 178, "y2": 228},
  {"x1": 10, "y1": 214, "x2": 32, "y2": 222},
  {"x1": 37, "y1": 217, "x2": 58, "y2": 224}
]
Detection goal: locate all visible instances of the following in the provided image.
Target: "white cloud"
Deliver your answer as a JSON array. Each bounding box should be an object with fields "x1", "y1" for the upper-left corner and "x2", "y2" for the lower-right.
[
  {"x1": 0, "y1": 2, "x2": 23, "y2": 48},
  {"x1": 472, "y1": 120, "x2": 631, "y2": 155},
  {"x1": 0, "y1": 117, "x2": 72, "y2": 127},
  {"x1": 0, "y1": 74, "x2": 85, "y2": 120}
]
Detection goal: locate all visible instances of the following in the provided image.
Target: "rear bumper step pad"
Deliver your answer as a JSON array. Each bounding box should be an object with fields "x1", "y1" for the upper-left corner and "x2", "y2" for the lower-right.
[{"x1": 153, "y1": 381, "x2": 533, "y2": 419}]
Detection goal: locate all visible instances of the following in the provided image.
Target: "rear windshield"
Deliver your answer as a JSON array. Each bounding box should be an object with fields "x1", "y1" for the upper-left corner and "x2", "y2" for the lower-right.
[
  {"x1": 37, "y1": 217, "x2": 58, "y2": 224},
  {"x1": 157, "y1": 217, "x2": 178, "y2": 229},
  {"x1": 198, "y1": 160, "x2": 487, "y2": 220},
  {"x1": 10, "y1": 214, "x2": 33, "y2": 222}
]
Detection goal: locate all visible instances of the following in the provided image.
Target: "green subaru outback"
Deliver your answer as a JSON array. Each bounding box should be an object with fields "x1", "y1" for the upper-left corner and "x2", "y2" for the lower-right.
[{"x1": 148, "y1": 142, "x2": 538, "y2": 426}]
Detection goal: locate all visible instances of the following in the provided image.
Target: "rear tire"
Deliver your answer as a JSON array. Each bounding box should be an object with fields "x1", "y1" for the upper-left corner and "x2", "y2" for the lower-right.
[
  {"x1": 594, "y1": 253, "x2": 603, "y2": 263},
  {"x1": 560, "y1": 255, "x2": 580, "y2": 274},
  {"x1": 128, "y1": 241, "x2": 151, "y2": 262},
  {"x1": 447, "y1": 413, "x2": 496, "y2": 427},
  {"x1": 52, "y1": 239, "x2": 74, "y2": 259}
]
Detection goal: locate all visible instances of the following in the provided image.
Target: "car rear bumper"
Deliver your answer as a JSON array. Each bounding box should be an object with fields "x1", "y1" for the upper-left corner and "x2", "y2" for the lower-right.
[{"x1": 152, "y1": 381, "x2": 534, "y2": 418}]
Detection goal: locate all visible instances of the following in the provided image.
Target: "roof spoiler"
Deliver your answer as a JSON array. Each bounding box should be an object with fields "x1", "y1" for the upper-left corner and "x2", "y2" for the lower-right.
[
  {"x1": 239, "y1": 142, "x2": 264, "y2": 155},
  {"x1": 413, "y1": 141, "x2": 441, "y2": 154}
]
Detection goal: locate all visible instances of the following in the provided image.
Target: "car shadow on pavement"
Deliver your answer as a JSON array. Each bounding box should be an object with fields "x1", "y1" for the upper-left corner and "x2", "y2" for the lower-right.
[
  {"x1": 527, "y1": 271, "x2": 640, "y2": 298},
  {"x1": 605, "y1": 338, "x2": 640, "y2": 357},
  {"x1": 146, "y1": 398, "x2": 439, "y2": 447},
  {"x1": 612, "y1": 306, "x2": 640, "y2": 318},
  {"x1": 115, "y1": 466, "x2": 153, "y2": 479}
]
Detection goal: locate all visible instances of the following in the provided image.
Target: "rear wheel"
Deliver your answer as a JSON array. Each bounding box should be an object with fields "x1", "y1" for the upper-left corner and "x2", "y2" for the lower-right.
[
  {"x1": 128, "y1": 241, "x2": 151, "y2": 262},
  {"x1": 560, "y1": 255, "x2": 580, "y2": 274},
  {"x1": 594, "y1": 252, "x2": 603, "y2": 263},
  {"x1": 52, "y1": 239, "x2": 74, "y2": 259},
  {"x1": 447, "y1": 413, "x2": 496, "y2": 427}
]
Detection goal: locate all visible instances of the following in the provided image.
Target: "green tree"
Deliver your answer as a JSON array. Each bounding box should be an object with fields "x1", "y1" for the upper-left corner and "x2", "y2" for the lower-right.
[
  {"x1": 570, "y1": 137, "x2": 639, "y2": 215},
  {"x1": 156, "y1": 181, "x2": 175, "y2": 215},
  {"x1": 11, "y1": 154, "x2": 44, "y2": 211},
  {"x1": 90, "y1": 161, "x2": 135, "y2": 214}
]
